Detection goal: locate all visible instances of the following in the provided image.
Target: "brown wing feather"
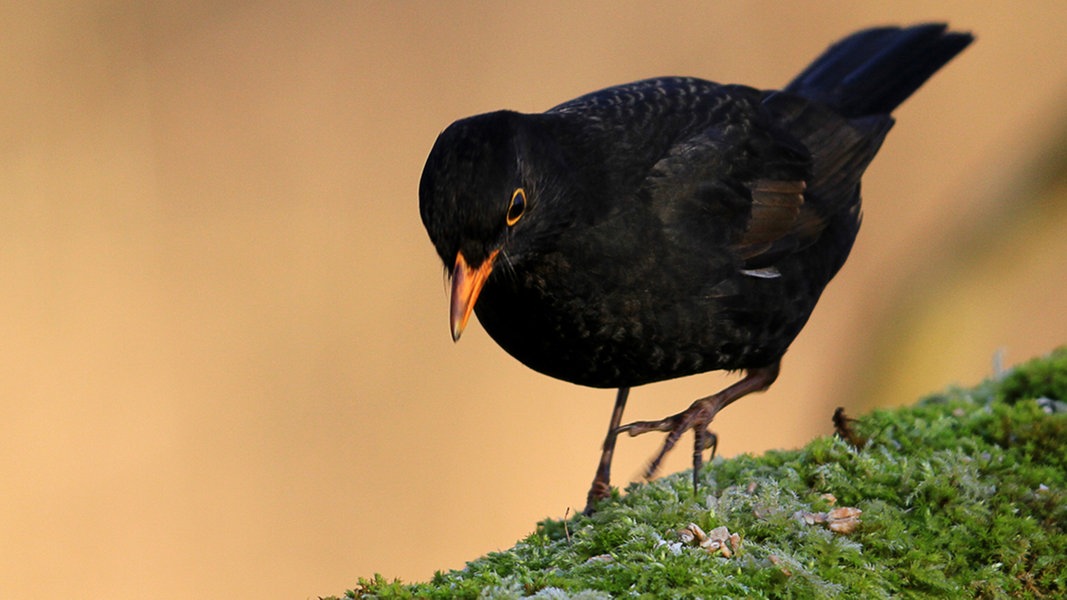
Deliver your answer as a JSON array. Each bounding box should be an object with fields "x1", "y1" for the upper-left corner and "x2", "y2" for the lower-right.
[{"x1": 734, "y1": 179, "x2": 817, "y2": 262}]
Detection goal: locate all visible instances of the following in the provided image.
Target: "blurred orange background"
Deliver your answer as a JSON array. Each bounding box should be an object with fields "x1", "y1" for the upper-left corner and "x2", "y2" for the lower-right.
[{"x1": 2, "y1": 2, "x2": 1065, "y2": 598}]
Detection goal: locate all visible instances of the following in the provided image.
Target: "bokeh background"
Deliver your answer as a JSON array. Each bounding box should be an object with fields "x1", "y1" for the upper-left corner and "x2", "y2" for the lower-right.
[{"x1": 3, "y1": 2, "x2": 1066, "y2": 598}]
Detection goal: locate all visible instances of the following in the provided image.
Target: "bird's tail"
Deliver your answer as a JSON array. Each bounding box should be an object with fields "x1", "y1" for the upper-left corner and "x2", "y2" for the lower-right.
[{"x1": 784, "y1": 23, "x2": 973, "y2": 117}]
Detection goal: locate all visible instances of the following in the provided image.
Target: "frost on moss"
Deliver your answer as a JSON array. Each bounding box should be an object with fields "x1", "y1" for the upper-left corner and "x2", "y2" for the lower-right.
[{"x1": 345, "y1": 348, "x2": 1067, "y2": 599}]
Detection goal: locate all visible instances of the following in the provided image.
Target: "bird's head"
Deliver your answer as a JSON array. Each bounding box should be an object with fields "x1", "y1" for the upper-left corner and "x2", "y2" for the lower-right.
[{"x1": 419, "y1": 110, "x2": 571, "y2": 342}]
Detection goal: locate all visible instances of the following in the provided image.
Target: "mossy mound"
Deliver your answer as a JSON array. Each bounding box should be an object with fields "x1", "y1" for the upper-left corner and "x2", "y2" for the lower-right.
[{"x1": 346, "y1": 348, "x2": 1067, "y2": 599}]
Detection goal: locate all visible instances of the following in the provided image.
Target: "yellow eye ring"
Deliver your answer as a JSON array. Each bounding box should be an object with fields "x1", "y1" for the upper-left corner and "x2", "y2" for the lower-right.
[{"x1": 506, "y1": 188, "x2": 526, "y2": 226}]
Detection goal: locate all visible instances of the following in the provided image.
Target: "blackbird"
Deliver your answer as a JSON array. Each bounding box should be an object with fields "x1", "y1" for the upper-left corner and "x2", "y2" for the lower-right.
[{"x1": 419, "y1": 24, "x2": 972, "y2": 513}]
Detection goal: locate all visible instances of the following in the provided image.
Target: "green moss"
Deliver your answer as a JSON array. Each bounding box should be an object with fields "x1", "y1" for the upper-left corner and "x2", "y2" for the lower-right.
[
  {"x1": 997, "y1": 346, "x2": 1067, "y2": 406},
  {"x1": 343, "y1": 348, "x2": 1067, "y2": 599}
]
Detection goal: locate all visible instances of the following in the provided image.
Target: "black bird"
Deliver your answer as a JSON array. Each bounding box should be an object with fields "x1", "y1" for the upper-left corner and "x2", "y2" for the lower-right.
[{"x1": 419, "y1": 24, "x2": 972, "y2": 514}]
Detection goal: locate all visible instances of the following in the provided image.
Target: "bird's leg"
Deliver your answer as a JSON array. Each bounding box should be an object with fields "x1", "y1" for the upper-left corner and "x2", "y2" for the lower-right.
[
  {"x1": 583, "y1": 387, "x2": 630, "y2": 515},
  {"x1": 618, "y1": 362, "x2": 780, "y2": 487}
]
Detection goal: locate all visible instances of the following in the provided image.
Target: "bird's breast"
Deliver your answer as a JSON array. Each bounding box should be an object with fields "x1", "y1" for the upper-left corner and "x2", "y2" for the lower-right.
[{"x1": 473, "y1": 248, "x2": 744, "y2": 387}]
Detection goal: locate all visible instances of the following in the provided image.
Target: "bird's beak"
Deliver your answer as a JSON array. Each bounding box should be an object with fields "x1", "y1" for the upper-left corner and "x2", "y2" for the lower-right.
[{"x1": 449, "y1": 249, "x2": 499, "y2": 342}]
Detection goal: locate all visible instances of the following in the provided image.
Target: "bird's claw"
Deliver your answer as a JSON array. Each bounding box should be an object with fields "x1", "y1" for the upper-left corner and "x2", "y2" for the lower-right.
[
  {"x1": 617, "y1": 396, "x2": 725, "y2": 484},
  {"x1": 617, "y1": 414, "x2": 682, "y2": 437}
]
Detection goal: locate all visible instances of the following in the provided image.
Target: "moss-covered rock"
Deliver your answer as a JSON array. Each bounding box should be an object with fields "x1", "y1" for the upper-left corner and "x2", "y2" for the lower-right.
[{"x1": 344, "y1": 348, "x2": 1067, "y2": 599}]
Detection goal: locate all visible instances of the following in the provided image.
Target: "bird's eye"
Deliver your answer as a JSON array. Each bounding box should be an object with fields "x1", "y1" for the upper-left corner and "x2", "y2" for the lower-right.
[{"x1": 506, "y1": 188, "x2": 526, "y2": 227}]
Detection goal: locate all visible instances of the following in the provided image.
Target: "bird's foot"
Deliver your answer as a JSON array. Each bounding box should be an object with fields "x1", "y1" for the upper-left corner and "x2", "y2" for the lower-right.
[
  {"x1": 583, "y1": 479, "x2": 611, "y2": 516},
  {"x1": 618, "y1": 394, "x2": 726, "y2": 486},
  {"x1": 616, "y1": 363, "x2": 780, "y2": 492}
]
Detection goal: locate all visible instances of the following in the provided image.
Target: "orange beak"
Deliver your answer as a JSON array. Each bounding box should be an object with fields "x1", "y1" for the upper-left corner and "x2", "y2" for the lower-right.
[{"x1": 449, "y1": 249, "x2": 499, "y2": 342}]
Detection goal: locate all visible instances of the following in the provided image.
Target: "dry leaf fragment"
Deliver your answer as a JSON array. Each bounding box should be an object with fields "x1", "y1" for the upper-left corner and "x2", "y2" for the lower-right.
[
  {"x1": 795, "y1": 505, "x2": 862, "y2": 534},
  {"x1": 678, "y1": 523, "x2": 741, "y2": 557},
  {"x1": 768, "y1": 554, "x2": 793, "y2": 577},
  {"x1": 705, "y1": 526, "x2": 731, "y2": 544},
  {"x1": 826, "y1": 506, "x2": 862, "y2": 534},
  {"x1": 678, "y1": 523, "x2": 707, "y2": 545}
]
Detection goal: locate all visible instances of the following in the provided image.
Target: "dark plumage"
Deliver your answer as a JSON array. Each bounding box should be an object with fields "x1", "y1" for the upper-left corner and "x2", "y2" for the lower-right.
[{"x1": 419, "y1": 24, "x2": 972, "y2": 513}]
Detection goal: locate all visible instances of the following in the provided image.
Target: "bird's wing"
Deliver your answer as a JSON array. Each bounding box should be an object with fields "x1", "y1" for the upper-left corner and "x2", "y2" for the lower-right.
[
  {"x1": 732, "y1": 178, "x2": 823, "y2": 268},
  {"x1": 645, "y1": 101, "x2": 827, "y2": 272}
]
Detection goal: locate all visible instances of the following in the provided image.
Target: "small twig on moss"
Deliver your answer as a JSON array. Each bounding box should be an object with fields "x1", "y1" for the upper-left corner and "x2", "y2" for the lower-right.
[{"x1": 563, "y1": 507, "x2": 571, "y2": 544}]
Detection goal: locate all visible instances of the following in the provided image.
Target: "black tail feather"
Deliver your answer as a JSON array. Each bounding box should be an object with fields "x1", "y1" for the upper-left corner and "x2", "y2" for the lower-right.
[{"x1": 785, "y1": 23, "x2": 973, "y2": 117}]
